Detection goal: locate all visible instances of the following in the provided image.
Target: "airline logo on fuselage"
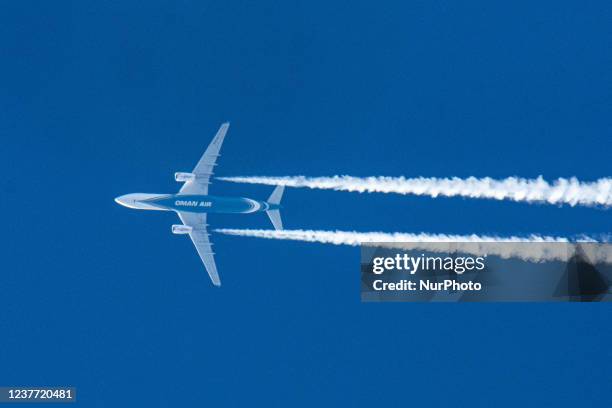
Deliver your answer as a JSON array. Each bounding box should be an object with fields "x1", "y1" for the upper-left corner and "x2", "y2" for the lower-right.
[{"x1": 175, "y1": 200, "x2": 212, "y2": 208}]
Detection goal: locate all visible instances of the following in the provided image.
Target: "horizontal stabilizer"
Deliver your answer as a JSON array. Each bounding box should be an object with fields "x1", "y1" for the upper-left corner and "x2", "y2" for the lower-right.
[
  {"x1": 267, "y1": 185, "x2": 284, "y2": 205},
  {"x1": 266, "y1": 209, "x2": 283, "y2": 230}
]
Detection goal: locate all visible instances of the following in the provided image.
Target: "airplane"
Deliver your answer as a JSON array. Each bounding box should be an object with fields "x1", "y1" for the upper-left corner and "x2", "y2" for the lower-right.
[{"x1": 114, "y1": 122, "x2": 284, "y2": 287}]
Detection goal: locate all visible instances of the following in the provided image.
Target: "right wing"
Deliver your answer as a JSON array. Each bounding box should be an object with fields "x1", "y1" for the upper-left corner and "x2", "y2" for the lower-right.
[
  {"x1": 179, "y1": 122, "x2": 230, "y2": 195},
  {"x1": 177, "y1": 211, "x2": 221, "y2": 286}
]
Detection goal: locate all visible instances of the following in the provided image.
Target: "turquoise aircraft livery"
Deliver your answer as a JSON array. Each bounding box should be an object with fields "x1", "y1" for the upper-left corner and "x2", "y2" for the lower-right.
[{"x1": 115, "y1": 123, "x2": 284, "y2": 286}]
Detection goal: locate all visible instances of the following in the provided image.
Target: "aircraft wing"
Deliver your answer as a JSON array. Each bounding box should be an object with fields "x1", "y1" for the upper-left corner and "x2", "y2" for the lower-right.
[
  {"x1": 179, "y1": 122, "x2": 229, "y2": 195},
  {"x1": 177, "y1": 211, "x2": 221, "y2": 286}
]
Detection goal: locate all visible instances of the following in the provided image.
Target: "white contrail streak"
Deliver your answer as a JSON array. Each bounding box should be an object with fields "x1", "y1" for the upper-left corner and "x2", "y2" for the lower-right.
[
  {"x1": 215, "y1": 228, "x2": 612, "y2": 263},
  {"x1": 217, "y1": 175, "x2": 612, "y2": 207}
]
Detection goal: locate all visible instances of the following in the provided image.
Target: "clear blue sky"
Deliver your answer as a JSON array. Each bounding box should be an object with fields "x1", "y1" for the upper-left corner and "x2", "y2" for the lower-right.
[{"x1": 1, "y1": 1, "x2": 611, "y2": 406}]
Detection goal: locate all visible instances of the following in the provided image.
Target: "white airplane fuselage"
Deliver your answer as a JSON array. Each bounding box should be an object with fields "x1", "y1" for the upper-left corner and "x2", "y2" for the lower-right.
[{"x1": 115, "y1": 193, "x2": 279, "y2": 214}]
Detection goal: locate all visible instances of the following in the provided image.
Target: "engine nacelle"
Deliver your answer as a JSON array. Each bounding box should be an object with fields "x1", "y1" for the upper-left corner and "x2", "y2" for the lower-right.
[
  {"x1": 172, "y1": 225, "x2": 193, "y2": 234},
  {"x1": 175, "y1": 172, "x2": 195, "y2": 182}
]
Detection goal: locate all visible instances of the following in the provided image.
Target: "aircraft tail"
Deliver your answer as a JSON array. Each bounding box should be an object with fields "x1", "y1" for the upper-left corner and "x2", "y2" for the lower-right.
[{"x1": 266, "y1": 186, "x2": 284, "y2": 230}]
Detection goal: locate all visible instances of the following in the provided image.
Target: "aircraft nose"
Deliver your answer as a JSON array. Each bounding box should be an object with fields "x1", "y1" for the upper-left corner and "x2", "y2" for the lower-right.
[{"x1": 114, "y1": 194, "x2": 132, "y2": 207}]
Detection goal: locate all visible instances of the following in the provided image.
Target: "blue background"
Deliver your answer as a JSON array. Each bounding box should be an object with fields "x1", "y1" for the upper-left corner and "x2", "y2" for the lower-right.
[{"x1": 1, "y1": 1, "x2": 611, "y2": 406}]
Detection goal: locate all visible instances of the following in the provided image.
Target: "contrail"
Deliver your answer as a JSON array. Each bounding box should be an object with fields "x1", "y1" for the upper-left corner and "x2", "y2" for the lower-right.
[
  {"x1": 215, "y1": 228, "x2": 612, "y2": 263},
  {"x1": 217, "y1": 175, "x2": 612, "y2": 207}
]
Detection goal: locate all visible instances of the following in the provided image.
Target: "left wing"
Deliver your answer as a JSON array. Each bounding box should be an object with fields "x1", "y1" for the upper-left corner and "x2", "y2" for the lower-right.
[
  {"x1": 177, "y1": 211, "x2": 221, "y2": 286},
  {"x1": 179, "y1": 122, "x2": 229, "y2": 195}
]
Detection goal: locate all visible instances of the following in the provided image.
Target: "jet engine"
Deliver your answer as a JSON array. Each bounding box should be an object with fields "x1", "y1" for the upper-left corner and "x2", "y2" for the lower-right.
[
  {"x1": 172, "y1": 225, "x2": 193, "y2": 234},
  {"x1": 175, "y1": 172, "x2": 195, "y2": 182}
]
